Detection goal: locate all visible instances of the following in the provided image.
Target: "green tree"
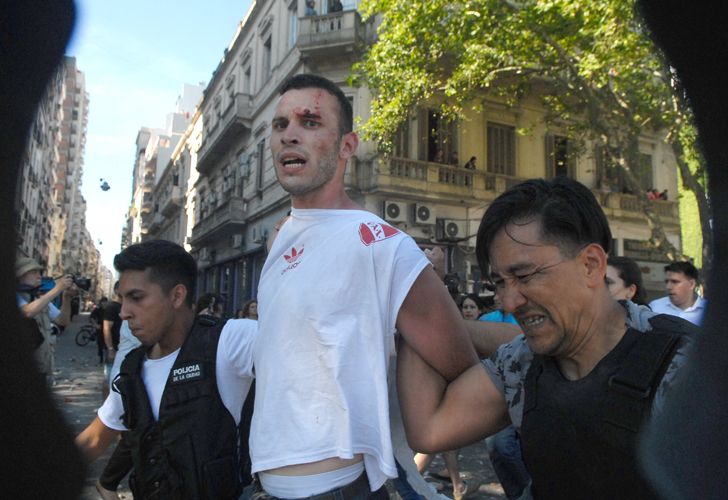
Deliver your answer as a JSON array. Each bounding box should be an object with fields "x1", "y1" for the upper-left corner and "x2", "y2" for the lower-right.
[{"x1": 355, "y1": 0, "x2": 711, "y2": 272}]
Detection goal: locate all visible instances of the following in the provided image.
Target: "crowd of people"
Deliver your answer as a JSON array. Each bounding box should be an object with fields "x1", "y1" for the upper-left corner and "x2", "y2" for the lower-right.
[{"x1": 18, "y1": 74, "x2": 708, "y2": 500}]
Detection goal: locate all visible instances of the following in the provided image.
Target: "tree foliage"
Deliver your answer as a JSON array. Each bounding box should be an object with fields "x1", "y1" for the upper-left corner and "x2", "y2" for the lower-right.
[{"x1": 355, "y1": 0, "x2": 711, "y2": 270}]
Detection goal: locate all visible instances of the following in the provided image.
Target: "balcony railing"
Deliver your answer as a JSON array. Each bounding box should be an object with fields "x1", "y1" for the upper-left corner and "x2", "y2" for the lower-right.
[
  {"x1": 592, "y1": 190, "x2": 679, "y2": 223},
  {"x1": 160, "y1": 186, "x2": 184, "y2": 216},
  {"x1": 361, "y1": 157, "x2": 679, "y2": 225},
  {"x1": 197, "y1": 93, "x2": 253, "y2": 175},
  {"x1": 147, "y1": 213, "x2": 164, "y2": 234},
  {"x1": 140, "y1": 200, "x2": 153, "y2": 214},
  {"x1": 189, "y1": 195, "x2": 246, "y2": 246},
  {"x1": 364, "y1": 157, "x2": 523, "y2": 200},
  {"x1": 297, "y1": 10, "x2": 364, "y2": 58}
]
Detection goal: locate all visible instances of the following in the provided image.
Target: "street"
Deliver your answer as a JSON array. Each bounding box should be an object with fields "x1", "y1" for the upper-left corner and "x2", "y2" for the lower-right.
[{"x1": 51, "y1": 313, "x2": 506, "y2": 500}]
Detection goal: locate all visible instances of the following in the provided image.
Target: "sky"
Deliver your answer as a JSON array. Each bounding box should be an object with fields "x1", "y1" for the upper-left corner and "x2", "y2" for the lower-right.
[{"x1": 65, "y1": 0, "x2": 252, "y2": 270}]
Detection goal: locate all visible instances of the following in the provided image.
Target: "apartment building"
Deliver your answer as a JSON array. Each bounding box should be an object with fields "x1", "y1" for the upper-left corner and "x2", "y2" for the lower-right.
[
  {"x1": 138, "y1": 0, "x2": 680, "y2": 313},
  {"x1": 124, "y1": 84, "x2": 204, "y2": 248},
  {"x1": 14, "y1": 56, "x2": 110, "y2": 299}
]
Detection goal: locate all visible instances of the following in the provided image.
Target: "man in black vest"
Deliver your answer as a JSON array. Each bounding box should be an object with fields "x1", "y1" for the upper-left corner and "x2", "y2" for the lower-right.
[
  {"x1": 76, "y1": 240, "x2": 256, "y2": 499},
  {"x1": 397, "y1": 177, "x2": 695, "y2": 500}
]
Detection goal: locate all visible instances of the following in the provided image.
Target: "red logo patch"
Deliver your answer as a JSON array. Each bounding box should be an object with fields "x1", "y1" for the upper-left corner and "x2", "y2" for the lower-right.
[
  {"x1": 284, "y1": 246, "x2": 304, "y2": 263},
  {"x1": 359, "y1": 222, "x2": 400, "y2": 246}
]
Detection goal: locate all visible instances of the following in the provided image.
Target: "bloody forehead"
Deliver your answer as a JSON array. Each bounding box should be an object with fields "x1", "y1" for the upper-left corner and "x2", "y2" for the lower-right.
[
  {"x1": 283, "y1": 88, "x2": 330, "y2": 116},
  {"x1": 292, "y1": 106, "x2": 320, "y2": 118}
]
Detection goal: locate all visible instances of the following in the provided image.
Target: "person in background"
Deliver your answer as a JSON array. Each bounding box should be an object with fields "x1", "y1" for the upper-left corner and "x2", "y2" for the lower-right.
[
  {"x1": 90, "y1": 297, "x2": 108, "y2": 365},
  {"x1": 102, "y1": 282, "x2": 123, "y2": 398},
  {"x1": 463, "y1": 156, "x2": 477, "y2": 170},
  {"x1": 237, "y1": 299, "x2": 258, "y2": 320},
  {"x1": 649, "y1": 261, "x2": 706, "y2": 325},
  {"x1": 305, "y1": 0, "x2": 317, "y2": 16},
  {"x1": 15, "y1": 257, "x2": 74, "y2": 384},
  {"x1": 449, "y1": 151, "x2": 459, "y2": 167},
  {"x1": 195, "y1": 293, "x2": 225, "y2": 318},
  {"x1": 479, "y1": 293, "x2": 529, "y2": 499},
  {"x1": 606, "y1": 256, "x2": 648, "y2": 306},
  {"x1": 479, "y1": 293, "x2": 518, "y2": 324},
  {"x1": 330, "y1": 0, "x2": 343, "y2": 12},
  {"x1": 460, "y1": 293, "x2": 486, "y2": 321}
]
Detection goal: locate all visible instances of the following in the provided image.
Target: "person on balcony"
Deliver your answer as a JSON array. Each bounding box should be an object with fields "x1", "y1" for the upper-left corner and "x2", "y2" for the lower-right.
[
  {"x1": 463, "y1": 156, "x2": 477, "y2": 170},
  {"x1": 305, "y1": 0, "x2": 317, "y2": 16},
  {"x1": 330, "y1": 0, "x2": 343, "y2": 12},
  {"x1": 449, "y1": 151, "x2": 459, "y2": 166}
]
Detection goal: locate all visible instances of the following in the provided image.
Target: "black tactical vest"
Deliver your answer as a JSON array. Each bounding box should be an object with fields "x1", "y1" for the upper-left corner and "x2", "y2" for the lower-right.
[
  {"x1": 520, "y1": 314, "x2": 695, "y2": 500},
  {"x1": 114, "y1": 316, "x2": 242, "y2": 500}
]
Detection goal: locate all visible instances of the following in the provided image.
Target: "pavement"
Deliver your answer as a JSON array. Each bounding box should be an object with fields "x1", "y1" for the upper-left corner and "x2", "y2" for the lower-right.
[
  {"x1": 51, "y1": 312, "x2": 133, "y2": 499},
  {"x1": 51, "y1": 313, "x2": 507, "y2": 500}
]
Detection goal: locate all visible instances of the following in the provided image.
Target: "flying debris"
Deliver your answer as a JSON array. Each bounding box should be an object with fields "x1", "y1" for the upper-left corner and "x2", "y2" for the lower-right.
[{"x1": 100, "y1": 178, "x2": 110, "y2": 191}]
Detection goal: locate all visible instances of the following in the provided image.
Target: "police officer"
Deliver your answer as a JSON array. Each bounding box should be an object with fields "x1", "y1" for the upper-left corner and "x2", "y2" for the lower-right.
[
  {"x1": 397, "y1": 177, "x2": 695, "y2": 500},
  {"x1": 76, "y1": 240, "x2": 256, "y2": 499}
]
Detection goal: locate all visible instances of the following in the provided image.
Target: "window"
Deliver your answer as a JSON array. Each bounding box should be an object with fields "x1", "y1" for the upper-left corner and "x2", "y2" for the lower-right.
[
  {"x1": 393, "y1": 119, "x2": 410, "y2": 159},
  {"x1": 243, "y1": 66, "x2": 251, "y2": 94},
  {"x1": 635, "y1": 153, "x2": 653, "y2": 190},
  {"x1": 595, "y1": 145, "x2": 624, "y2": 193},
  {"x1": 417, "y1": 108, "x2": 457, "y2": 163},
  {"x1": 288, "y1": 2, "x2": 298, "y2": 48},
  {"x1": 262, "y1": 36, "x2": 272, "y2": 81},
  {"x1": 595, "y1": 146, "x2": 651, "y2": 193},
  {"x1": 486, "y1": 122, "x2": 515, "y2": 175},
  {"x1": 545, "y1": 134, "x2": 575, "y2": 179},
  {"x1": 256, "y1": 140, "x2": 266, "y2": 193}
]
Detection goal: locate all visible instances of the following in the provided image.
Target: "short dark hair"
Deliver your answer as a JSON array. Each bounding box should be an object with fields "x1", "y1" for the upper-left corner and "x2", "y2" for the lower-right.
[
  {"x1": 608, "y1": 256, "x2": 647, "y2": 306},
  {"x1": 113, "y1": 240, "x2": 197, "y2": 306},
  {"x1": 279, "y1": 73, "x2": 353, "y2": 136},
  {"x1": 664, "y1": 261, "x2": 699, "y2": 283},
  {"x1": 476, "y1": 177, "x2": 612, "y2": 271}
]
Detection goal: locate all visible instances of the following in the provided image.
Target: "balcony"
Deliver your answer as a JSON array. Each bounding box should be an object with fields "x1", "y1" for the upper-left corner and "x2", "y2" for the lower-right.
[
  {"x1": 592, "y1": 190, "x2": 679, "y2": 226},
  {"x1": 297, "y1": 10, "x2": 364, "y2": 61},
  {"x1": 147, "y1": 213, "x2": 164, "y2": 234},
  {"x1": 197, "y1": 93, "x2": 253, "y2": 175},
  {"x1": 160, "y1": 186, "x2": 184, "y2": 216},
  {"x1": 188, "y1": 196, "x2": 246, "y2": 246},
  {"x1": 353, "y1": 157, "x2": 520, "y2": 204},
  {"x1": 140, "y1": 199, "x2": 153, "y2": 215}
]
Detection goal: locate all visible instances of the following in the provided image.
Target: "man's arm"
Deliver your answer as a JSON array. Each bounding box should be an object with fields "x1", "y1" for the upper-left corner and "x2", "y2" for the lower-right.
[
  {"x1": 19, "y1": 275, "x2": 73, "y2": 319},
  {"x1": 396, "y1": 266, "x2": 478, "y2": 381},
  {"x1": 397, "y1": 339, "x2": 510, "y2": 453},
  {"x1": 53, "y1": 288, "x2": 73, "y2": 327},
  {"x1": 75, "y1": 416, "x2": 119, "y2": 462},
  {"x1": 466, "y1": 321, "x2": 521, "y2": 358},
  {"x1": 103, "y1": 319, "x2": 116, "y2": 362}
]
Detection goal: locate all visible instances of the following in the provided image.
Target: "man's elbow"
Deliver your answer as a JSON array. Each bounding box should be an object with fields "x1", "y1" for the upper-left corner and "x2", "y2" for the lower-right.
[{"x1": 405, "y1": 428, "x2": 441, "y2": 455}]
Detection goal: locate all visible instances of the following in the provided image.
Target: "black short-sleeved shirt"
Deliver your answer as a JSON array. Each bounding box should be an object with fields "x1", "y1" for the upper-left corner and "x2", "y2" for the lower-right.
[{"x1": 102, "y1": 301, "x2": 122, "y2": 349}]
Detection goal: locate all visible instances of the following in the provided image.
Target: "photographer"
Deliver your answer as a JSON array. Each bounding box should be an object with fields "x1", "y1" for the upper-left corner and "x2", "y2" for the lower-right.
[{"x1": 15, "y1": 257, "x2": 75, "y2": 384}]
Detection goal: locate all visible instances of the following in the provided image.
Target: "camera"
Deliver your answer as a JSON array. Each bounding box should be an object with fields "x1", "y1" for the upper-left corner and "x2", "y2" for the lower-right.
[{"x1": 72, "y1": 275, "x2": 92, "y2": 291}]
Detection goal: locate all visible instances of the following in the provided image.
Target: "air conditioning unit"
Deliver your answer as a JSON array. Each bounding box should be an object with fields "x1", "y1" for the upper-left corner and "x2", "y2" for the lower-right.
[
  {"x1": 252, "y1": 226, "x2": 268, "y2": 244},
  {"x1": 439, "y1": 219, "x2": 466, "y2": 241},
  {"x1": 231, "y1": 234, "x2": 244, "y2": 248},
  {"x1": 384, "y1": 200, "x2": 407, "y2": 223},
  {"x1": 414, "y1": 204, "x2": 436, "y2": 225},
  {"x1": 252, "y1": 226, "x2": 262, "y2": 244}
]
